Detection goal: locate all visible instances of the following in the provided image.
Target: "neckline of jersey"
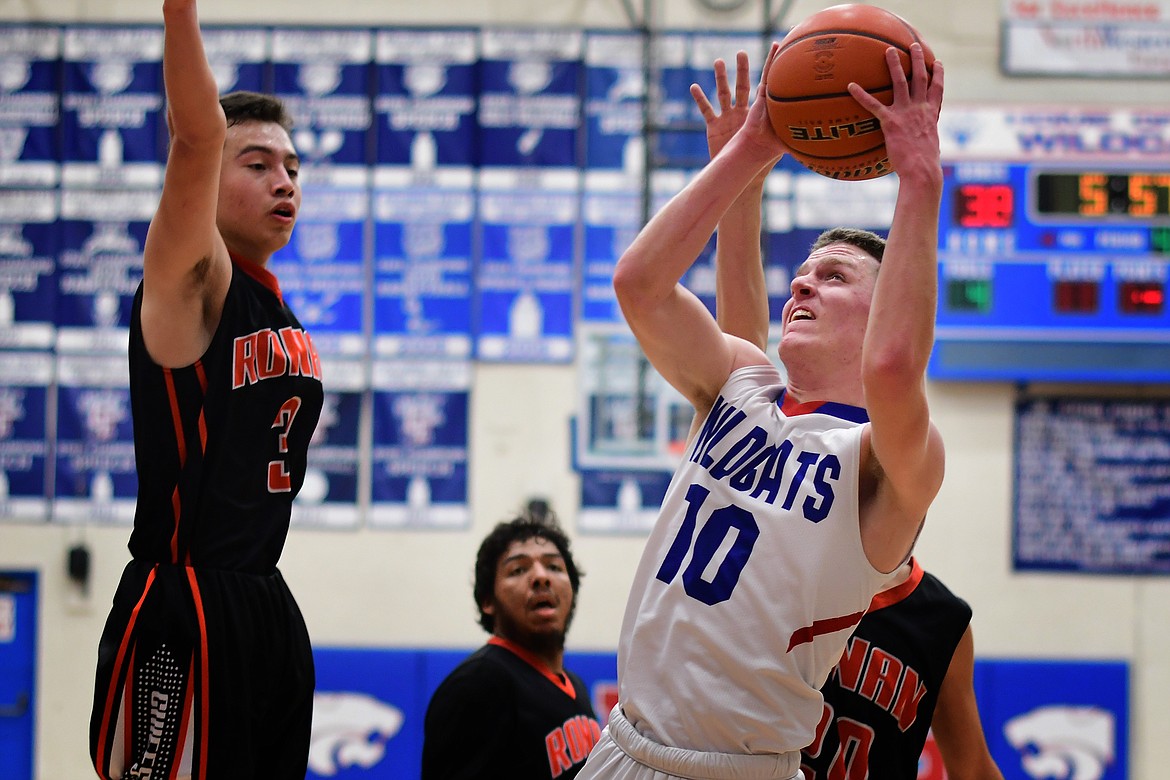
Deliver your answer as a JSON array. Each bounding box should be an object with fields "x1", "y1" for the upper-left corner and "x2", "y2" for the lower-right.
[
  {"x1": 777, "y1": 390, "x2": 869, "y2": 423},
  {"x1": 488, "y1": 635, "x2": 576, "y2": 699},
  {"x1": 867, "y1": 557, "x2": 925, "y2": 613},
  {"x1": 230, "y1": 253, "x2": 283, "y2": 304}
]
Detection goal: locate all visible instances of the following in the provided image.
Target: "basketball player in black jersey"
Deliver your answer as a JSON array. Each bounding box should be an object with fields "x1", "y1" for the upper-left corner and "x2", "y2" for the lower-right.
[
  {"x1": 422, "y1": 507, "x2": 602, "y2": 779},
  {"x1": 692, "y1": 52, "x2": 1000, "y2": 780},
  {"x1": 89, "y1": 0, "x2": 322, "y2": 777}
]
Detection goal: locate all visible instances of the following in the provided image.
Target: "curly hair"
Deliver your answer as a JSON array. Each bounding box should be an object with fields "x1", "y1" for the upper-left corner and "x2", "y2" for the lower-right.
[{"x1": 473, "y1": 508, "x2": 583, "y2": 634}]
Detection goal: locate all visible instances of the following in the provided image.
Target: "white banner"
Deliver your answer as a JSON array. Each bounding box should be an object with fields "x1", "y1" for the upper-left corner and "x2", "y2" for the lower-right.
[{"x1": 939, "y1": 104, "x2": 1170, "y2": 160}]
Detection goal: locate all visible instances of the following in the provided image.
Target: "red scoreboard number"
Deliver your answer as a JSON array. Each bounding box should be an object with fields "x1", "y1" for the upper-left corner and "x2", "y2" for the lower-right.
[{"x1": 953, "y1": 183, "x2": 1015, "y2": 228}]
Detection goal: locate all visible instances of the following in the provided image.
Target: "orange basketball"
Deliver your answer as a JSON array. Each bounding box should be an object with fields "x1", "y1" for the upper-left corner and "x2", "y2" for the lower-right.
[{"x1": 766, "y1": 4, "x2": 933, "y2": 180}]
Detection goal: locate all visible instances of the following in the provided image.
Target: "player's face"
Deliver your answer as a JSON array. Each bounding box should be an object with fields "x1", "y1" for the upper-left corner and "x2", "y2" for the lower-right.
[
  {"x1": 780, "y1": 242, "x2": 879, "y2": 357},
  {"x1": 484, "y1": 537, "x2": 575, "y2": 651},
  {"x1": 216, "y1": 120, "x2": 301, "y2": 263}
]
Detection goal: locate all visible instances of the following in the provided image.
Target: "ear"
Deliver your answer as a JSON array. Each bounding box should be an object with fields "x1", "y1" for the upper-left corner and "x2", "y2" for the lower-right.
[{"x1": 481, "y1": 599, "x2": 496, "y2": 616}]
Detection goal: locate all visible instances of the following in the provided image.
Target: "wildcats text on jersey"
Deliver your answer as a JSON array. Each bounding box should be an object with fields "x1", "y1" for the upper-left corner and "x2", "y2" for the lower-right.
[
  {"x1": 231, "y1": 327, "x2": 322, "y2": 389},
  {"x1": 688, "y1": 394, "x2": 841, "y2": 521}
]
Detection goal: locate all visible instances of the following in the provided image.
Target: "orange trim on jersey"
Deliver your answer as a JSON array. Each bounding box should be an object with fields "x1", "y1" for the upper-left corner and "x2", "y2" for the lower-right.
[
  {"x1": 163, "y1": 368, "x2": 186, "y2": 564},
  {"x1": 787, "y1": 610, "x2": 867, "y2": 652},
  {"x1": 488, "y1": 636, "x2": 577, "y2": 699},
  {"x1": 867, "y1": 557, "x2": 924, "y2": 613},
  {"x1": 184, "y1": 567, "x2": 211, "y2": 780},
  {"x1": 230, "y1": 252, "x2": 283, "y2": 303},
  {"x1": 194, "y1": 361, "x2": 208, "y2": 450},
  {"x1": 94, "y1": 566, "x2": 158, "y2": 778}
]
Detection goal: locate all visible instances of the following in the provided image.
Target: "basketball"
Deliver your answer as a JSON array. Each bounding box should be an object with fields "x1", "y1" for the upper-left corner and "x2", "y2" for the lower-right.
[{"x1": 766, "y1": 4, "x2": 934, "y2": 180}]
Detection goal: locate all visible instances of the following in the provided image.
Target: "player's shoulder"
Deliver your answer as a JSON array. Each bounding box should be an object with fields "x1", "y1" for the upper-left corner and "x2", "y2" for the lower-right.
[{"x1": 915, "y1": 569, "x2": 973, "y2": 620}]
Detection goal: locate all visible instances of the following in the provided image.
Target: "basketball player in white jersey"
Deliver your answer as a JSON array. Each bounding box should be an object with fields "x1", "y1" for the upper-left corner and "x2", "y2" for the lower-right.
[{"x1": 578, "y1": 42, "x2": 946, "y2": 780}]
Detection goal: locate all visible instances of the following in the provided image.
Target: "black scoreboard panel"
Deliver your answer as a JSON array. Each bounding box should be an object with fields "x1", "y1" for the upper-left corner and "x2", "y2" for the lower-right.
[{"x1": 931, "y1": 161, "x2": 1170, "y2": 382}]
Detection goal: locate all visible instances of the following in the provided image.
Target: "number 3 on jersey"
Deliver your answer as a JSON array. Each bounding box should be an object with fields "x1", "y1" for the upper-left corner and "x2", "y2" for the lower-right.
[
  {"x1": 655, "y1": 483, "x2": 760, "y2": 605},
  {"x1": 268, "y1": 396, "x2": 303, "y2": 493}
]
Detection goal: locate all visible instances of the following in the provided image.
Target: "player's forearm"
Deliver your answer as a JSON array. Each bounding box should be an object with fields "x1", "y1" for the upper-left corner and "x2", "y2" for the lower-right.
[
  {"x1": 863, "y1": 176, "x2": 942, "y2": 382},
  {"x1": 715, "y1": 182, "x2": 769, "y2": 350},
  {"x1": 162, "y1": 0, "x2": 226, "y2": 147}
]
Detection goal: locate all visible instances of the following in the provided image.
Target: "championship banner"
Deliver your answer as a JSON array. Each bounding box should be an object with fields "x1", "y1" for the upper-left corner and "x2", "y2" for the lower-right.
[
  {"x1": 474, "y1": 169, "x2": 578, "y2": 363},
  {"x1": 372, "y1": 185, "x2": 474, "y2": 359},
  {"x1": 583, "y1": 31, "x2": 645, "y2": 173},
  {"x1": 55, "y1": 188, "x2": 156, "y2": 355},
  {"x1": 0, "y1": 25, "x2": 61, "y2": 188},
  {"x1": 54, "y1": 353, "x2": 136, "y2": 525},
  {"x1": 0, "y1": 190, "x2": 57, "y2": 350},
  {"x1": 272, "y1": 27, "x2": 373, "y2": 189},
  {"x1": 373, "y1": 28, "x2": 478, "y2": 180},
  {"x1": 269, "y1": 186, "x2": 369, "y2": 358},
  {"x1": 577, "y1": 467, "x2": 675, "y2": 534},
  {"x1": 291, "y1": 358, "x2": 364, "y2": 530},
  {"x1": 368, "y1": 359, "x2": 470, "y2": 530},
  {"x1": 477, "y1": 28, "x2": 582, "y2": 169},
  {"x1": 61, "y1": 25, "x2": 164, "y2": 189},
  {"x1": 200, "y1": 26, "x2": 269, "y2": 94},
  {"x1": 0, "y1": 351, "x2": 52, "y2": 522}
]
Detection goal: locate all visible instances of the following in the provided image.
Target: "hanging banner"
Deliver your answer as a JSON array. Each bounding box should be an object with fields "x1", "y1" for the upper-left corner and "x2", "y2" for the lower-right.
[
  {"x1": 368, "y1": 360, "x2": 470, "y2": 530},
  {"x1": 272, "y1": 27, "x2": 373, "y2": 189},
  {"x1": 583, "y1": 31, "x2": 645, "y2": 173},
  {"x1": 61, "y1": 25, "x2": 164, "y2": 189},
  {"x1": 291, "y1": 358, "x2": 364, "y2": 530},
  {"x1": 269, "y1": 186, "x2": 368, "y2": 357},
  {"x1": 0, "y1": 351, "x2": 52, "y2": 522},
  {"x1": 0, "y1": 25, "x2": 61, "y2": 188},
  {"x1": 54, "y1": 353, "x2": 136, "y2": 524},
  {"x1": 0, "y1": 189, "x2": 57, "y2": 350},
  {"x1": 1002, "y1": 0, "x2": 1170, "y2": 76},
  {"x1": 56, "y1": 188, "x2": 155, "y2": 354},
  {"x1": 372, "y1": 185, "x2": 474, "y2": 359},
  {"x1": 374, "y1": 28, "x2": 477, "y2": 183},
  {"x1": 475, "y1": 170, "x2": 578, "y2": 362},
  {"x1": 477, "y1": 28, "x2": 582, "y2": 168}
]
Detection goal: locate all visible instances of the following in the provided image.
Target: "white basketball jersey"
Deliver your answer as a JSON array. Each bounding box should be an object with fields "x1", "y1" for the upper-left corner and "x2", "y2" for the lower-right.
[{"x1": 617, "y1": 365, "x2": 891, "y2": 755}]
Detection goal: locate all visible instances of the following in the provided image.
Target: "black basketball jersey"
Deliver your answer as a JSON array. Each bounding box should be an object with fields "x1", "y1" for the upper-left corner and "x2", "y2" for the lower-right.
[
  {"x1": 127, "y1": 258, "x2": 323, "y2": 573},
  {"x1": 422, "y1": 638, "x2": 602, "y2": 780},
  {"x1": 800, "y1": 558, "x2": 972, "y2": 780}
]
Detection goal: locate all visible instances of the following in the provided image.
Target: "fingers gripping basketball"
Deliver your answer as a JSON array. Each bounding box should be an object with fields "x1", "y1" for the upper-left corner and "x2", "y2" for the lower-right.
[{"x1": 766, "y1": 3, "x2": 934, "y2": 180}]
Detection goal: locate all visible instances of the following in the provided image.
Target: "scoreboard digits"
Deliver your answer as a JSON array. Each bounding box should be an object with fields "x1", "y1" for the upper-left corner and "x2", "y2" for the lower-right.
[{"x1": 1037, "y1": 172, "x2": 1170, "y2": 219}]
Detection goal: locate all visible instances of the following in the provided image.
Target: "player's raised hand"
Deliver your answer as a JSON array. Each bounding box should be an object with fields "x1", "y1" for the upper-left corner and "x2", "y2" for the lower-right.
[
  {"x1": 848, "y1": 43, "x2": 943, "y2": 182},
  {"x1": 690, "y1": 51, "x2": 753, "y2": 159}
]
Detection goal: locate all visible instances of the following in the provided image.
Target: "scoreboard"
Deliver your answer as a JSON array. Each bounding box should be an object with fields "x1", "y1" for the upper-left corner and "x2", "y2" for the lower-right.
[{"x1": 932, "y1": 161, "x2": 1170, "y2": 382}]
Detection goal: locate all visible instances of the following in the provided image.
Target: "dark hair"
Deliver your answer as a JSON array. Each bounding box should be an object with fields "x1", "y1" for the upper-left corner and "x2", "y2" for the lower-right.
[
  {"x1": 810, "y1": 227, "x2": 886, "y2": 263},
  {"x1": 473, "y1": 508, "x2": 583, "y2": 634},
  {"x1": 219, "y1": 91, "x2": 294, "y2": 134}
]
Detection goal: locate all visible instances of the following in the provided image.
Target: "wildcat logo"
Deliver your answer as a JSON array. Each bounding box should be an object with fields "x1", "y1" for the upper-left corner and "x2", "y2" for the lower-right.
[
  {"x1": 308, "y1": 691, "x2": 404, "y2": 776},
  {"x1": 1004, "y1": 705, "x2": 1115, "y2": 780}
]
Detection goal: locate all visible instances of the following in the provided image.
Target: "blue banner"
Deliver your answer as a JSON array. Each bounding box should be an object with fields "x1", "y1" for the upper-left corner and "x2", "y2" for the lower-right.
[
  {"x1": 53, "y1": 353, "x2": 137, "y2": 524},
  {"x1": 374, "y1": 29, "x2": 478, "y2": 177},
  {"x1": 0, "y1": 352, "x2": 52, "y2": 522},
  {"x1": 0, "y1": 190, "x2": 57, "y2": 350},
  {"x1": 272, "y1": 28, "x2": 373, "y2": 188},
  {"x1": 477, "y1": 29, "x2": 581, "y2": 169},
  {"x1": 61, "y1": 26, "x2": 164, "y2": 189},
  {"x1": 372, "y1": 186, "x2": 474, "y2": 359},
  {"x1": 56, "y1": 188, "x2": 155, "y2": 354},
  {"x1": 368, "y1": 360, "x2": 470, "y2": 529},
  {"x1": 201, "y1": 26, "x2": 269, "y2": 94},
  {"x1": 0, "y1": 25, "x2": 61, "y2": 188},
  {"x1": 475, "y1": 171, "x2": 578, "y2": 362}
]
